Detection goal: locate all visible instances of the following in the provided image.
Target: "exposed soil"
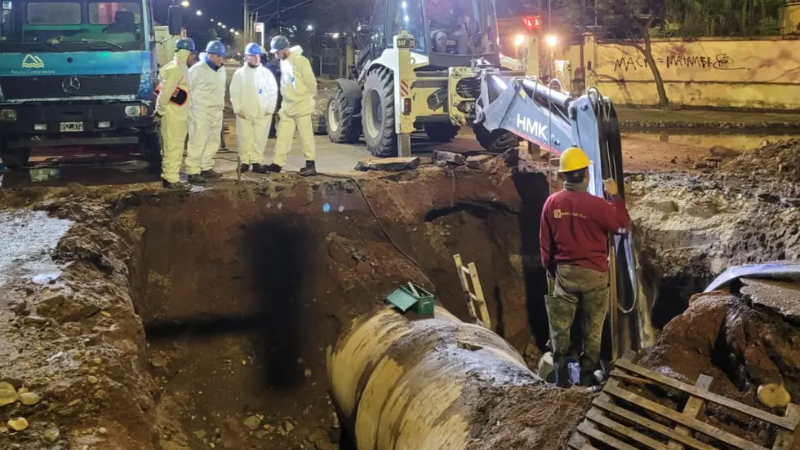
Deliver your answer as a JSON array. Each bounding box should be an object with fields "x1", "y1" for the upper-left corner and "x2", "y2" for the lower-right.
[
  {"x1": 2, "y1": 133, "x2": 800, "y2": 449},
  {"x1": 0, "y1": 159, "x2": 566, "y2": 449}
]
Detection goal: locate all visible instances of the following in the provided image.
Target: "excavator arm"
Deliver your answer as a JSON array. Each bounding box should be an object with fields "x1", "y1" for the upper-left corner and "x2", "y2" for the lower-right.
[{"x1": 476, "y1": 72, "x2": 656, "y2": 358}]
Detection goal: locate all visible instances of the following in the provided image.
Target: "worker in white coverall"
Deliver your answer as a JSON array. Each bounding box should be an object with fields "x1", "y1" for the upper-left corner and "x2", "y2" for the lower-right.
[
  {"x1": 229, "y1": 43, "x2": 278, "y2": 173},
  {"x1": 155, "y1": 37, "x2": 195, "y2": 190},
  {"x1": 186, "y1": 40, "x2": 227, "y2": 183},
  {"x1": 267, "y1": 35, "x2": 317, "y2": 177}
]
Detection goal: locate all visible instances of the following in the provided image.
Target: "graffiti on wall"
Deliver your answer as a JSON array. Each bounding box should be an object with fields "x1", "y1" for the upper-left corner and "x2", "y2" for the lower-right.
[{"x1": 613, "y1": 53, "x2": 748, "y2": 72}]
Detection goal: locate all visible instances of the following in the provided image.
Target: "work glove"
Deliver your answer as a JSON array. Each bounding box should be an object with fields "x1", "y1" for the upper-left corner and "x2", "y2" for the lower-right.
[
  {"x1": 152, "y1": 112, "x2": 163, "y2": 123},
  {"x1": 603, "y1": 179, "x2": 619, "y2": 197}
]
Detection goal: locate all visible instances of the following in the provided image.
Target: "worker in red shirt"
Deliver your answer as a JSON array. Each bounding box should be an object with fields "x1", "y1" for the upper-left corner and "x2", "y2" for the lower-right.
[{"x1": 539, "y1": 147, "x2": 631, "y2": 388}]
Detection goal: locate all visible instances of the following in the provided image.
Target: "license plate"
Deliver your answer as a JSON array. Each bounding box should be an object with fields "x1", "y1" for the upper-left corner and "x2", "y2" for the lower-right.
[
  {"x1": 60, "y1": 122, "x2": 83, "y2": 132},
  {"x1": 397, "y1": 38, "x2": 416, "y2": 49}
]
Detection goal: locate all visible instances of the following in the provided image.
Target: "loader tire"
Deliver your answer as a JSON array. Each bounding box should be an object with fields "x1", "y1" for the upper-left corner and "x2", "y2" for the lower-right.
[
  {"x1": 424, "y1": 123, "x2": 459, "y2": 142},
  {"x1": 474, "y1": 125, "x2": 520, "y2": 153},
  {"x1": 139, "y1": 131, "x2": 162, "y2": 164},
  {"x1": 328, "y1": 87, "x2": 361, "y2": 144},
  {"x1": 362, "y1": 67, "x2": 397, "y2": 158},
  {"x1": 0, "y1": 142, "x2": 30, "y2": 169}
]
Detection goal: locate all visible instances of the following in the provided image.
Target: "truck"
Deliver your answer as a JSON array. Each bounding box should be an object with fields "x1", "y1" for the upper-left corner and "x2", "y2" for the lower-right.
[{"x1": 0, "y1": 0, "x2": 183, "y2": 168}]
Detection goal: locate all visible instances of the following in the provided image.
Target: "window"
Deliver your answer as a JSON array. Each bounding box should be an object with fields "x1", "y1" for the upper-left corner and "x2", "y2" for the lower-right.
[
  {"x1": 27, "y1": 2, "x2": 81, "y2": 25},
  {"x1": 89, "y1": 2, "x2": 141, "y2": 25},
  {"x1": 387, "y1": 0, "x2": 426, "y2": 51}
]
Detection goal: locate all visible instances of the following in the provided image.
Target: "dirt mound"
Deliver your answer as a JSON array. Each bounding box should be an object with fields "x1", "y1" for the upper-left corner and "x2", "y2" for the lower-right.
[
  {"x1": 468, "y1": 383, "x2": 592, "y2": 450},
  {"x1": 721, "y1": 139, "x2": 800, "y2": 182}
]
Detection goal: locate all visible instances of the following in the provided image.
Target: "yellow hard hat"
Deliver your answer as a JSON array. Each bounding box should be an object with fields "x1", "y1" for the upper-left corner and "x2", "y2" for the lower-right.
[{"x1": 558, "y1": 147, "x2": 590, "y2": 173}]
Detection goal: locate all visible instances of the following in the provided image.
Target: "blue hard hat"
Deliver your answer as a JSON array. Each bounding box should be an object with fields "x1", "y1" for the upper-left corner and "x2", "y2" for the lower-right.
[
  {"x1": 175, "y1": 37, "x2": 196, "y2": 52},
  {"x1": 269, "y1": 35, "x2": 290, "y2": 53},
  {"x1": 244, "y1": 42, "x2": 262, "y2": 56},
  {"x1": 206, "y1": 40, "x2": 226, "y2": 56}
]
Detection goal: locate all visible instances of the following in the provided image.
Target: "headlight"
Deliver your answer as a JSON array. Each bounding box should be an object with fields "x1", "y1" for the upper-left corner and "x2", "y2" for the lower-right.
[
  {"x1": 0, "y1": 109, "x2": 17, "y2": 121},
  {"x1": 125, "y1": 105, "x2": 147, "y2": 117}
]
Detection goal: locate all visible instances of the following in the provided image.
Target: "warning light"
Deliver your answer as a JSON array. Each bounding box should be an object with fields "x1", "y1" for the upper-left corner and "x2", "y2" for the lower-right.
[{"x1": 522, "y1": 15, "x2": 542, "y2": 31}]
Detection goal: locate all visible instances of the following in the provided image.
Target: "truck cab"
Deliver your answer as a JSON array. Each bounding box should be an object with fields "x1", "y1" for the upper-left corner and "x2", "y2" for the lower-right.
[{"x1": 0, "y1": 0, "x2": 177, "y2": 167}]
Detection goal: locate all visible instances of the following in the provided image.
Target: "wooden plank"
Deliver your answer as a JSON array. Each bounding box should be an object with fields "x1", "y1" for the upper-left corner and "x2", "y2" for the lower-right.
[
  {"x1": 593, "y1": 396, "x2": 721, "y2": 450},
  {"x1": 453, "y1": 254, "x2": 479, "y2": 323},
  {"x1": 669, "y1": 374, "x2": 714, "y2": 450},
  {"x1": 773, "y1": 403, "x2": 800, "y2": 450},
  {"x1": 586, "y1": 408, "x2": 669, "y2": 450},
  {"x1": 569, "y1": 430, "x2": 601, "y2": 450},
  {"x1": 604, "y1": 384, "x2": 769, "y2": 450},
  {"x1": 578, "y1": 421, "x2": 640, "y2": 450},
  {"x1": 610, "y1": 369, "x2": 655, "y2": 386},
  {"x1": 615, "y1": 359, "x2": 797, "y2": 431}
]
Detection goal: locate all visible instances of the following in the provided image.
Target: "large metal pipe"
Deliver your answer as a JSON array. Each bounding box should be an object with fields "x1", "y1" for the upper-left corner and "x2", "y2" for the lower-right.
[{"x1": 327, "y1": 305, "x2": 538, "y2": 450}]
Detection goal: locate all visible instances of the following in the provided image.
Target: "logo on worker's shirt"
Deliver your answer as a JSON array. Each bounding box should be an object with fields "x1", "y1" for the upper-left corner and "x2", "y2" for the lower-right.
[
  {"x1": 554, "y1": 209, "x2": 562, "y2": 218},
  {"x1": 22, "y1": 54, "x2": 45, "y2": 69},
  {"x1": 553, "y1": 209, "x2": 587, "y2": 219}
]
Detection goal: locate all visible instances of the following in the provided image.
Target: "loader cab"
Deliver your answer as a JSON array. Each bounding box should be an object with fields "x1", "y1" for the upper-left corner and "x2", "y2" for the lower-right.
[{"x1": 370, "y1": 0, "x2": 501, "y2": 67}]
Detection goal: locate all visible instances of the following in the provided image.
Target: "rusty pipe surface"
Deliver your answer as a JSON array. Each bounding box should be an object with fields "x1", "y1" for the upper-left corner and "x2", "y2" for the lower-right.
[{"x1": 327, "y1": 305, "x2": 538, "y2": 450}]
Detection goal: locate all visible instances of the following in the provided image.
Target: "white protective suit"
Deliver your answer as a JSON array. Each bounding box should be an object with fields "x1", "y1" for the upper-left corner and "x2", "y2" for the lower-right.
[
  {"x1": 229, "y1": 63, "x2": 278, "y2": 165},
  {"x1": 186, "y1": 53, "x2": 227, "y2": 175},
  {"x1": 273, "y1": 45, "x2": 317, "y2": 167},
  {"x1": 156, "y1": 49, "x2": 191, "y2": 183}
]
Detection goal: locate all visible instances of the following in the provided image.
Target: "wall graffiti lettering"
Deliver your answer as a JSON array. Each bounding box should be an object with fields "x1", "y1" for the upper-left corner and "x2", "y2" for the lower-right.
[{"x1": 613, "y1": 53, "x2": 747, "y2": 72}]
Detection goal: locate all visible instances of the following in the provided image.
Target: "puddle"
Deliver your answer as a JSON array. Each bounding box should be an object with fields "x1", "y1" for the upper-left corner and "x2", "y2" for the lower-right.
[
  {"x1": 0, "y1": 160, "x2": 158, "y2": 189},
  {"x1": 624, "y1": 132, "x2": 796, "y2": 152},
  {"x1": 0, "y1": 210, "x2": 72, "y2": 287}
]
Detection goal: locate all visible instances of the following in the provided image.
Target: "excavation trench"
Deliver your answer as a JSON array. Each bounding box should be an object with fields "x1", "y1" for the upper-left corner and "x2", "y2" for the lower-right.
[
  {"x1": 3, "y1": 161, "x2": 780, "y2": 450},
  {"x1": 125, "y1": 169, "x2": 559, "y2": 449}
]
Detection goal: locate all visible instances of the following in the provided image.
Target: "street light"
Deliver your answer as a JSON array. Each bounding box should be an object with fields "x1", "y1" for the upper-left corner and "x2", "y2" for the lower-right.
[
  {"x1": 514, "y1": 34, "x2": 525, "y2": 46},
  {"x1": 331, "y1": 33, "x2": 340, "y2": 39},
  {"x1": 306, "y1": 24, "x2": 313, "y2": 31},
  {"x1": 180, "y1": 0, "x2": 189, "y2": 7},
  {"x1": 195, "y1": 10, "x2": 202, "y2": 16},
  {"x1": 235, "y1": 31, "x2": 240, "y2": 35},
  {"x1": 545, "y1": 35, "x2": 557, "y2": 47}
]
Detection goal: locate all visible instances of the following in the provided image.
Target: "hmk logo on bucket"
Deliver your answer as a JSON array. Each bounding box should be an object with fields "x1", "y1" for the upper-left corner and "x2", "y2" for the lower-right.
[{"x1": 22, "y1": 54, "x2": 45, "y2": 69}]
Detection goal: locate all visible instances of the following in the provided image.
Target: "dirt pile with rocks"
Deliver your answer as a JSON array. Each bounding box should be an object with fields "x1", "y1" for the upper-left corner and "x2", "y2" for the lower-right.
[
  {"x1": 638, "y1": 288, "x2": 800, "y2": 447},
  {"x1": 721, "y1": 139, "x2": 800, "y2": 182}
]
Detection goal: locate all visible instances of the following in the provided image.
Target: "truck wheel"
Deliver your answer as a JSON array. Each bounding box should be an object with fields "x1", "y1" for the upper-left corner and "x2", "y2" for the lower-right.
[
  {"x1": 424, "y1": 123, "x2": 459, "y2": 142},
  {"x1": 361, "y1": 68, "x2": 397, "y2": 158},
  {"x1": 328, "y1": 87, "x2": 361, "y2": 144},
  {"x1": 0, "y1": 144, "x2": 31, "y2": 169},
  {"x1": 474, "y1": 125, "x2": 520, "y2": 153},
  {"x1": 139, "y1": 132, "x2": 162, "y2": 164}
]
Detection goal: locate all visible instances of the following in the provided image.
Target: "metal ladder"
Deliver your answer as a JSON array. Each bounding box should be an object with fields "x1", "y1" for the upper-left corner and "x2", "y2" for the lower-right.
[{"x1": 453, "y1": 254, "x2": 492, "y2": 330}]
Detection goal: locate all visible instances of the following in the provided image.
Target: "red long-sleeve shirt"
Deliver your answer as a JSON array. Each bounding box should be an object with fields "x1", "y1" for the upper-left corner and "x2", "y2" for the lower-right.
[{"x1": 539, "y1": 190, "x2": 631, "y2": 273}]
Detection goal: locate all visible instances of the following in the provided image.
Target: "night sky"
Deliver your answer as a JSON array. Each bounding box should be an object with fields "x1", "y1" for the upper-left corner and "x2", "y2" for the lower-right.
[{"x1": 152, "y1": 0, "x2": 310, "y2": 33}]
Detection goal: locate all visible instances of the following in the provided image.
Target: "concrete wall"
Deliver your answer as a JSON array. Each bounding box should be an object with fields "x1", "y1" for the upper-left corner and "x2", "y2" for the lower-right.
[{"x1": 580, "y1": 35, "x2": 800, "y2": 109}]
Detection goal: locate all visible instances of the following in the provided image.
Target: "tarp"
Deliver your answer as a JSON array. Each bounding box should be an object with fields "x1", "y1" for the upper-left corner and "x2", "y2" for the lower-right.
[{"x1": 704, "y1": 261, "x2": 800, "y2": 293}]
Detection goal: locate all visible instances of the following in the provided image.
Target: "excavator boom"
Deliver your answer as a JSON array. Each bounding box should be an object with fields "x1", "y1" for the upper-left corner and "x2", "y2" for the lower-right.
[{"x1": 477, "y1": 73, "x2": 656, "y2": 357}]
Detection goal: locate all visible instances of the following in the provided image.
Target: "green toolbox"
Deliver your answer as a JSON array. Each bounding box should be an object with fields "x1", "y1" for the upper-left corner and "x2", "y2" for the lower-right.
[{"x1": 386, "y1": 282, "x2": 435, "y2": 315}]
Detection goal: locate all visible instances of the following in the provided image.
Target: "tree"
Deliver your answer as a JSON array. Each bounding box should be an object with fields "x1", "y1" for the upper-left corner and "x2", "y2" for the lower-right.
[{"x1": 595, "y1": 0, "x2": 670, "y2": 108}]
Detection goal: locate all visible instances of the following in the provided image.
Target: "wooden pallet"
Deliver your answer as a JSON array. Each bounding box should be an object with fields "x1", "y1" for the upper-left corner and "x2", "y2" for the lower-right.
[{"x1": 569, "y1": 352, "x2": 800, "y2": 450}]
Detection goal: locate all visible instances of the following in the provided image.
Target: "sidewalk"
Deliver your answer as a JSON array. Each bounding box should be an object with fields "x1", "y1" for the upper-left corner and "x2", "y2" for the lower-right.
[{"x1": 616, "y1": 107, "x2": 800, "y2": 130}]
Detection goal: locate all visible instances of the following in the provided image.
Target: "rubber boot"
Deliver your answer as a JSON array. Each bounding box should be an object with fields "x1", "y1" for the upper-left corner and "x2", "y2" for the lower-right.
[
  {"x1": 553, "y1": 353, "x2": 571, "y2": 388},
  {"x1": 267, "y1": 163, "x2": 282, "y2": 173},
  {"x1": 201, "y1": 169, "x2": 223, "y2": 179},
  {"x1": 162, "y1": 179, "x2": 191, "y2": 191},
  {"x1": 299, "y1": 160, "x2": 316, "y2": 177},
  {"x1": 187, "y1": 174, "x2": 206, "y2": 184},
  {"x1": 252, "y1": 163, "x2": 268, "y2": 174},
  {"x1": 240, "y1": 164, "x2": 250, "y2": 173}
]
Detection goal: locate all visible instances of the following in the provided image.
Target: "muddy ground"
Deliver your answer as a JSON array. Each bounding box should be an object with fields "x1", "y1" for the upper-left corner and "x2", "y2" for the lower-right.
[{"x1": 2, "y1": 138, "x2": 800, "y2": 449}]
